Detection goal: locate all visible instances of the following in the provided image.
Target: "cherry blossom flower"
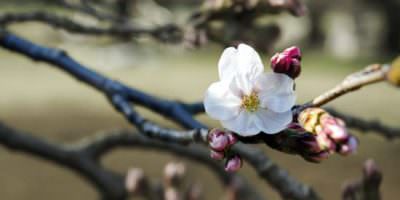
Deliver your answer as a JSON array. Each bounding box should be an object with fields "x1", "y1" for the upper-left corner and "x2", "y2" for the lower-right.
[{"x1": 204, "y1": 44, "x2": 296, "y2": 136}]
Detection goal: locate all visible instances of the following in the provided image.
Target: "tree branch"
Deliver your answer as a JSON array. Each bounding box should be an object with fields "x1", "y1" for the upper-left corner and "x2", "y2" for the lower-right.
[
  {"x1": 55, "y1": 0, "x2": 119, "y2": 22},
  {"x1": 0, "y1": 12, "x2": 182, "y2": 42},
  {"x1": 0, "y1": 121, "x2": 265, "y2": 199},
  {"x1": 0, "y1": 122, "x2": 126, "y2": 199},
  {"x1": 0, "y1": 30, "x2": 318, "y2": 200},
  {"x1": 342, "y1": 159, "x2": 382, "y2": 200},
  {"x1": 326, "y1": 108, "x2": 400, "y2": 139},
  {"x1": 306, "y1": 64, "x2": 390, "y2": 108}
]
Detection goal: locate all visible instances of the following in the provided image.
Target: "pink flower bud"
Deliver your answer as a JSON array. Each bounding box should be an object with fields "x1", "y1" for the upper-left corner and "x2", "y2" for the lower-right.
[
  {"x1": 210, "y1": 150, "x2": 225, "y2": 160},
  {"x1": 208, "y1": 129, "x2": 229, "y2": 151},
  {"x1": 125, "y1": 168, "x2": 146, "y2": 195},
  {"x1": 226, "y1": 132, "x2": 238, "y2": 146},
  {"x1": 338, "y1": 136, "x2": 358, "y2": 156},
  {"x1": 301, "y1": 138, "x2": 322, "y2": 153},
  {"x1": 164, "y1": 162, "x2": 186, "y2": 187},
  {"x1": 270, "y1": 46, "x2": 302, "y2": 79},
  {"x1": 320, "y1": 115, "x2": 349, "y2": 142},
  {"x1": 316, "y1": 133, "x2": 336, "y2": 152},
  {"x1": 225, "y1": 155, "x2": 242, "y2": 172}
]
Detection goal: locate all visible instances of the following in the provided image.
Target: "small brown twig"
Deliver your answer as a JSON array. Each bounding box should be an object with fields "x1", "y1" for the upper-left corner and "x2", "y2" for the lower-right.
[{"x1": 309, "y1": 64, "x2": 390, "y2": 108}]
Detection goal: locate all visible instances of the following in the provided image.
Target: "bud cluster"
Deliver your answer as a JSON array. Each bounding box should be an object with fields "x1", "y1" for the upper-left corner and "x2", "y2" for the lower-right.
[
  {"x1": 208, "y1": 129, "x2": 242, "y2": 172},
  {"x1": 270, "y1": 46, "x2": 302, "y2": 79},
  {"x1": 296, "y1": 108, "x2": 358, "y2": 162}
]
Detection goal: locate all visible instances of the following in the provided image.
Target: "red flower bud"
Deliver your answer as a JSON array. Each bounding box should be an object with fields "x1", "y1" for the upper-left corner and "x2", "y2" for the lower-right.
[
  {"x1": 338, "y1": 136, "x2": 358, "y2": 156},
  {"x1": 226, "y1": 131, "x2": 238, "y2": 146},
  {"x1": 210, "y1": 150, "x2": 225, "y2": 160},
  {"x1": 225, "y1": 155, "x2": 242, "y2": 172},
  {"x1": 271, "y1": 46, "x2": 302, "y2": 79},
  {"x1": 208, "y1": 129, "x2": 237, "y2": 152},
  {"x1": 319, "y1": 115, "x2": 348, "y2": 139},
  {"x1": 208, "y1": 129, "x2": 229, "y2": 151},
  {"x1": 316, "y1": 133, "x2": 336, "y2": 153}
]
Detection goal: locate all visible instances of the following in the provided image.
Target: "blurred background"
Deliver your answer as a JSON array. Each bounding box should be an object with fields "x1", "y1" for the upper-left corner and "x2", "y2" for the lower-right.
[{"x1": 0, "y1": 0, "x2": 399, "y2": 199}]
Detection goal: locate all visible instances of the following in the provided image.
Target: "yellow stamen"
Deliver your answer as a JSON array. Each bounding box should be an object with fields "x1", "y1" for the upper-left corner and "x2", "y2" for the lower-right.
[{"x1": 241, "y1": 92, "x2": 260, "y2": 112}]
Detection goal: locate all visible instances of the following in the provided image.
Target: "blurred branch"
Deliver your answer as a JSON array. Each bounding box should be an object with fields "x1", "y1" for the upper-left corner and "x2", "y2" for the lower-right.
[
  {"x1": 0, "y1": 121, "x2": 263, "y2": 199},
  {"x1": 342, "y1": 159, "x2": 382, "y2": 200},
  {"x1": 0, "y1": 12, "x2": 182, "y2": 43},
  {"x1": 0, "y1": 0, "x2": 307, "y2": 50},
  {"x1": 233, "y1": 143, "x2": 319, "y2": 200},
  {"x1": 55, "y1": 0, "x2": 119, "y2": 21},
  {"x1": 0, "y1": 31, "x2": 318, "y2": 200},
  {"x1": 326, "y1": 108, "x2": 400, "y2": 140},
  {"x1": 0, "y1": 122, "x2": 126, "y2": 199}
]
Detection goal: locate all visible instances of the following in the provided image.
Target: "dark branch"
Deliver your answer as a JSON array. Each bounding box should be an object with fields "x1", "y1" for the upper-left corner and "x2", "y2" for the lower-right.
[
  {"x1": 0, "y1": 30, "x2": 319, "y2": 200},
  {"x1": 0, "y1": 120, "x2": 264, "y2": 199},
  {"x1": 326, "y1": 108, "x2": 400, "y2": 139},
  {"x1": 0, "y1": 12, "x2": 182, "y2": 42},
  {"x1": 233, "y1": 143, "x2": 320, "y2": 200},
  {"x1": 55, "y1": 0, "x2": 119, "y2": 21},
  {"x1": 0, "y1": 122, "x2": 126, "y2": 199},
  {"x1": 342, "y1": 159, "x2": 382, "y2": 200}
]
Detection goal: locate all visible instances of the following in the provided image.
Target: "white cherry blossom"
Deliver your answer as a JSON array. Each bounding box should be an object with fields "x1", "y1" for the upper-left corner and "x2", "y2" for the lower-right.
[{"x1": 204, "y1": 44, "x2": 296, "y2": 136}]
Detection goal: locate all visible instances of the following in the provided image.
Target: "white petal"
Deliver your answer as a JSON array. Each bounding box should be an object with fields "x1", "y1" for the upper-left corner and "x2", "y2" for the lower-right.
[
  {"x1": 236, "y1": 44, "x2": 264, "y2": 79},
  {"x1": 221, "y1": 111, "x2": 260, "y2": 136},
  {"x1": 255, "y1": 73, "x2": 294, "y2": 94},
  {"x1": 218, "y1": 47, "x2": 237, "y2": 82},
  {"x1": 204, "y1": 81, "x2": 241, "y2": 121},
  {"x1": 233, "y1": 44, "x2": 265, "y2": 95},
  {"x1": 260, "y1": 93, "x2": 296, "y2": 113},
  {"x1": 256, "y1": 73, "x2": 296, "y2": 112},
  {"x1": 254, "y1": 109, "x2": 292, "y2": 134}
]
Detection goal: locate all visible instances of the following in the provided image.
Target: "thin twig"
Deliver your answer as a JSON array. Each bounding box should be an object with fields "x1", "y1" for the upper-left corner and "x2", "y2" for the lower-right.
[
  {"x1": 308, "y1": 64, "x2": 390, "y2": 108},
  {"x1": 0, "y1": 12, "x2": 182, "y2": 42},
  {"x1": 56, "y1": 0, "x2": 119, "y2": 21}
]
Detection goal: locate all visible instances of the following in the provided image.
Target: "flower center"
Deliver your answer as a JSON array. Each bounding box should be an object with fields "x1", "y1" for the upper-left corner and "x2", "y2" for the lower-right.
[{"x1": 241, "y1": 92, "x2": 260, "y2": 112}]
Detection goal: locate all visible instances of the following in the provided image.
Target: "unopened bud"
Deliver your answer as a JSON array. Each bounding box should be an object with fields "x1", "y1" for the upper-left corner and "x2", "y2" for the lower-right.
[
  {"x1": 338, "y1": 136, "x2": 358, "y2": 156},
  {"x1": 320, "y1": 115, "x2": 349, "y2": 142},
  {"x1": 165, "y1": 188, "x2": 180, "y2": 200},
  {"x1": 210, "y1": 150, "x2": 225, "y2": 160},
  {"x1": 298, "y1": 107, "x2": 326, "y2": 134},
  {"x1": 271, "y1": 46, "x2": 302, "y2": 79},
  {"x1": 363, "y1": 159, "x2": 382, "y2": 182},
  {"x1": 225, "y1": 155, "x2": 242, "y2": 172},
  {"x1": 387, "y1": 57, "x2": 400, "y2": 87},
  {"x1": 208, "y1": 129, "x2": 229, "y2": 151},
  {"x1": 226, "y1": 132, "x2": 238, "y2": 146},
  {"x1": 300, "y1": 136, "x2": 322, "y2": 153},
  {"x1": 164, "y1": 162, "x2": 186, "y2": 187},
  {"x1": 208, "y1": 129, "x2": 237, "y2": 152},
  {"x1": 316, "y1": 133, "x2": 336, "y2": 152},
  {"x1": 125, "y1": 168, "x2": 146, "y2": 195}
]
